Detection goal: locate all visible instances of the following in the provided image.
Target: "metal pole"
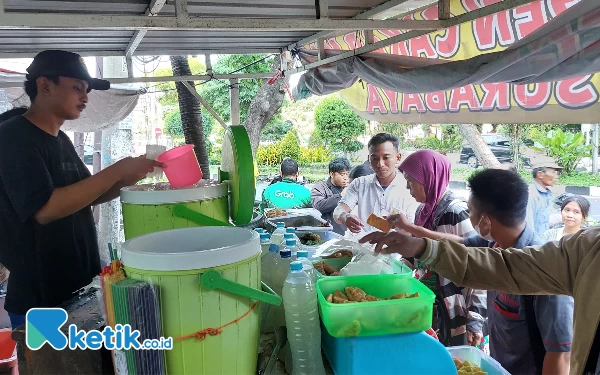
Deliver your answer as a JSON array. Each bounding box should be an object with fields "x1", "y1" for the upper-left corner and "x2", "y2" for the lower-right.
[
  {"x1": 230, "y1": 78, "x2": 240, "y2": 126},
  {"x1": 593, "y1": 124, "x2": 598, "y2": 174}
]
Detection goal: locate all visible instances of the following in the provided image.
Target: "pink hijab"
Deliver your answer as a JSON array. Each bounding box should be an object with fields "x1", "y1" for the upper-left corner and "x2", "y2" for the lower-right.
[{"x1": 399, "y1": 149, "x2": 451, "y2": 230}]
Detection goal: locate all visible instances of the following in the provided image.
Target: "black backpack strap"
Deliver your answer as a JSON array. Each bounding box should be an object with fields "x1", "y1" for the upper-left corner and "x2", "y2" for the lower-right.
[{"x1": 523, "y1": 296, "x2": 546, "y2": 373}]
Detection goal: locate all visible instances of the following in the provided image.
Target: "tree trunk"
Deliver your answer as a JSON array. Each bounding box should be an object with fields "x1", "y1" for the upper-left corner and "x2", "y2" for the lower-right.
[
  {"x1": 458, "y1": 124, "x2": 501, "y2": 168},
  {"x1": 243, "y1": 58, "x2": 288, "y2": 155},
  {"x1": 511, "y1": 125, "x2": 521, "y2": 170},
  {"x1": 170, "y1": 56, "x2": 210, "y2": 177}
]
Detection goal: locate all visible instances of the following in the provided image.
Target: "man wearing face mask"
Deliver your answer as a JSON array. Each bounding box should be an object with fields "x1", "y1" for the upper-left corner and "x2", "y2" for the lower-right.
[{"x1": 387, "y1": 169, "x2": 573, "y2": 375}]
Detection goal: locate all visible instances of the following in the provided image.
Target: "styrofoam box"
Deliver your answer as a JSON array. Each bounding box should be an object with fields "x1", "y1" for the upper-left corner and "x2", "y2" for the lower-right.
[{"x1": 447, "y1": 346, "x2": 510, "y2": 375}]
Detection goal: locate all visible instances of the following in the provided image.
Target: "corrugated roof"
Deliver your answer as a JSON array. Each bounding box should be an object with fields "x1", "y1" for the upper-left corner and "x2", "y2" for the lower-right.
[{"x1": 0, "y1": 0, "x2": 392, "y2": 57}]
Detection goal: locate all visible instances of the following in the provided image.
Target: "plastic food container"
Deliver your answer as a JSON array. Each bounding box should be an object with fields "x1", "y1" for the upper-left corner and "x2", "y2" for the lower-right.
[
  {"x1": 316, "y1": 274, "x2": 434, "y2": 338},
  {"x1": 447, "y1": 346, "x2": 510, "y2": 375},
  {"x1": 312, "y1": 257, "x2": 412, "y2": 279}
]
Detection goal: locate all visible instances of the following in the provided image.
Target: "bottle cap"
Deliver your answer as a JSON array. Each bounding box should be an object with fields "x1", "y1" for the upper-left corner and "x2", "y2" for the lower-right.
[
  {"x1": 280, "y1": 249, "x2": 291, "y2": 258},
  {"x1": 297, "y1": 250, "x2": 308, "y2": 258},
  {"x1": 255, "y1": 228, "x2": 265, "y2": 233},
  {"x1": 276, "y1": 222, "x2": 285, "y2": 228},
  {"x1": 260, "y1": 233, "x2": 270, "y2": 240},
  {"x1": 283, "y1": 233, "x2": 293, "y2": 239},
  {"x1": 285, "y1": 239, "x2": 297, "y2": 246},
  {"x1": 290, "y1": 261, "x2": 302, "y2": 271},
  {"x1": 285, "y1": 227, "x2": 296, "y2": 233}
]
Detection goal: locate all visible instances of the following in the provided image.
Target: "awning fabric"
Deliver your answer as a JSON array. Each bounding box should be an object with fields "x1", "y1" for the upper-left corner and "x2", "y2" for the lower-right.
[{"x1": 0, "y1": 71, "x2": 141, "y2": 132}]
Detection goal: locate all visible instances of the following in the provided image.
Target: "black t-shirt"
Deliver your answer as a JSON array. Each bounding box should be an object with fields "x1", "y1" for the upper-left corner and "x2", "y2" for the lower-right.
[{"x1": 0, "y1": 116, "x2": 100, "y2": 314}]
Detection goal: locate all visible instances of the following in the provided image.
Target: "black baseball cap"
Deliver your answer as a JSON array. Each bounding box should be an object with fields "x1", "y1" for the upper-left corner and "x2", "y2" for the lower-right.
[{"x1": 26, "y1": 50, "x2": 110, "y2": 92}]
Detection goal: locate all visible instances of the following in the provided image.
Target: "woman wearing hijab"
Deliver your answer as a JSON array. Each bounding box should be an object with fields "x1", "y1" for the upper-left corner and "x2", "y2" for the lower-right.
[{"x1": 390, "y1": 150, "x2": 486, "y2": 349}]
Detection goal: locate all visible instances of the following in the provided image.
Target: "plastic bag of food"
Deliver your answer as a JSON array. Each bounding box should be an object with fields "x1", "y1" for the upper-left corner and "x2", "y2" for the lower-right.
[{"x1": 339, "y1": 253, "x2": 394, "y2": 276}]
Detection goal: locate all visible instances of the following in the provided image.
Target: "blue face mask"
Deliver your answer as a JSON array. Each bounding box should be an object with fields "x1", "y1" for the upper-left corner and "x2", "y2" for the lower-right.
[{"x1": 474, "y1": 216, "x2": 494, "y2": 241}]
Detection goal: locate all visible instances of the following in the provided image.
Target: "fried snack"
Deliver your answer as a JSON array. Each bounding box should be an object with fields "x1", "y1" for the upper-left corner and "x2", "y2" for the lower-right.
[
  {"x1": 390, "y1": 292, "x2": 409, "y2": 299},
  {"x1": 333, "y1": 296, "x2": 349, "y2": 304},
  {"x1": 314, "y1": 262, "x2": 326, "y2": 275},
  {"x1": 363, "y1": 295, "x2": 379, "y2": 302},
  {"x1": 326, "y1": 293, "x2": 334, "y2": 303},
  {"x1": 323, "y1": 250, "x2": 353, "y2": 259},
  {"x1": 322, "y1": 262, "x2": 338, "y2": 275},
  {"x1": 338, "y1": 320, "x2": 361, "y2": 336},
  {"x1": 454, "y1": 359, "x2": 487, "y2": 375},
  {"x1": 334, "y1": 290, "x2": 348, "y2": 301},
  {"x1": 330, "y1": 272, "x2": 340, "y2": 276},
  {"x1": 390, "y1": 291, "x2": 420, "y2": 300},
  {"x1": 345, "y1": 286, "x2": 367, "y2": 302},
  {"x1": 266, "y1": 209, "x2": 287, "y2": 218},
  {"x1": 366, "y1": 213, "x2": 392, "y2": 232}
]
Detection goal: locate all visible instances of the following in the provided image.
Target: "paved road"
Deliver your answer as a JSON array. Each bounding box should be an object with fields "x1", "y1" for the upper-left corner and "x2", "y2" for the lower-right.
[{"x1": 256, "y1": 182, "x2": 600, "y2": 223}]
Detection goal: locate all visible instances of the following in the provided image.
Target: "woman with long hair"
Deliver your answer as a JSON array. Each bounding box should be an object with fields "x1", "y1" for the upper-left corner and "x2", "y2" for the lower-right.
[{"x1": 543, "y1": 195, "x2": 591, "y2": 241}]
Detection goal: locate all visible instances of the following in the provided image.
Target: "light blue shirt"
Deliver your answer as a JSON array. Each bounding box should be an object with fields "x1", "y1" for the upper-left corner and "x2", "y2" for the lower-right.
[{"x1": 525, "y1": 181, "x2": 553, "y2": 235}]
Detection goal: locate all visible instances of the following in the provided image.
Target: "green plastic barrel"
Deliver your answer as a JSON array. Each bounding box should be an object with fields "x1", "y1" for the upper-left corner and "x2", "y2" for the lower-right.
[
  {"x1": 120, "y1": 180, "x2": 230, "y2": 240},
  {"x1": 121, "y1": 227, "x2": 282, "y2": 375}
]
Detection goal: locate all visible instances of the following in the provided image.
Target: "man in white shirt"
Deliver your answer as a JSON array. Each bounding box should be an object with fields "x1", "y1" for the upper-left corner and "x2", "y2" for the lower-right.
[{"x1": 334, "y1": 133, "x2": 417, "y2": 234}]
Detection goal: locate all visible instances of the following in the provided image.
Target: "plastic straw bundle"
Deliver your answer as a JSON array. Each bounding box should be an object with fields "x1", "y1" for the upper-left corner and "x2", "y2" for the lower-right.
[
  {"x1": 100, "y1": 244, "x2": 125, "y2": 328},
  {"x1": 111, "y1": 279, "x2": 165, "y2": 375}
]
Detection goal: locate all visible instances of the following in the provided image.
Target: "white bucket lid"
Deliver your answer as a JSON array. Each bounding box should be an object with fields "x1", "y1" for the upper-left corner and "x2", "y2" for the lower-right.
[
  {"x1": 120, "y1": 180, "x2": 228, "y2": 205},
  {"x1": 120, "y1": 227, "x2": 259, "y2": 271}
]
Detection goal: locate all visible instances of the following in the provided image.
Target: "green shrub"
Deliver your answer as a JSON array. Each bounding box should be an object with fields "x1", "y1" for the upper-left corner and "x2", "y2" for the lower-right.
[
  {"x1": 279, "y1": 130, "x2": 301, "y2": 161},
  {"x1": 256, "y1": 143, "x2": 282, "y2": 166},
  {"x1": 299, "y1": 146, "x2": 332, "y2": 164},
  {"x1": 314, "y1": 97, "x2": 366, "y2": 153},
  {"x1": 532, "y1": 129, "x2": 592, "y2": 175}
]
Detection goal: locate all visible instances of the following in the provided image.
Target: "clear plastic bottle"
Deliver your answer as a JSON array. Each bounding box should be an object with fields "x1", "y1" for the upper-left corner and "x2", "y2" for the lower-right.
[
  {"x1": 283, "y1": 261, "x2": 326, "y2": 375},
  {"x1": 270, "y1": 222, "x2": 286, "y2": 246},
  {"x1": 274, "y1": 245, "x2": 293, "y2": 291},
  {"x1": 260, "y1": 232, "x2": 271, "y2": 255},
  {"x1": 280, "y1": 232, "x2": 293, "y2": 245},
  {"x1": 296, "y1": 250, "x2": 317, "y2": 284},
  {"x1": 285, "y1": 227, "x2": 302, "y2": 250},
  {"x1": 271, "y1": 246, "x2": 293, "y2": 329},
  {"x1": 261, "y1": 233, "x2": 280, "y2": 292}
]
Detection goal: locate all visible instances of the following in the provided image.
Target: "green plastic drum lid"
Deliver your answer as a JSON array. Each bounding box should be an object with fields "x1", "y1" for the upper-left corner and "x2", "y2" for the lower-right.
[
  {"x1": 120, "y1": 227, "x2": 260, "y2": 271},
  {"x1": 120, "y1": 180, "x2": 228, "y2": 205}
]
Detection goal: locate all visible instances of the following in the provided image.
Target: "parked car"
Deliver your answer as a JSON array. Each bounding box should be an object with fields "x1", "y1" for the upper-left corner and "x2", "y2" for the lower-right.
[{"x1": 459, "y1": 134, "x2": 532, "y2": 168}]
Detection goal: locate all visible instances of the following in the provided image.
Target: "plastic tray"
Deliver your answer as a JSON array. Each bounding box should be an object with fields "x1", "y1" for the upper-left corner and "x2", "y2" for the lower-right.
[
  {"x1": 316, "y1": 274, "x2": 434, "y2": 338},
  {"x1": 447, "y1": 346, "x2": 510, "y2": 375},
  {"x1": 312, "y1": 258, "x2": 412, "y2": 279},
  {"x1": 265, "y1": 213, "x2": 333, "y2": 233}
]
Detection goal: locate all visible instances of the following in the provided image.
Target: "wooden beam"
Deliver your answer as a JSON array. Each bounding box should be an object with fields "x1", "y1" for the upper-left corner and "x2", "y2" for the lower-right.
[{"x1": 438, "y1": 0, "x2": 451, "y2": 20}]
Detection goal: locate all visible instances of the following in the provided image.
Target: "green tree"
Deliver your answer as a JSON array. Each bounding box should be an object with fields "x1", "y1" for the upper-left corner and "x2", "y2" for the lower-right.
[
  {"x1": 261, "y1": 120, "x2": 293, "y2": 142},
  {"x1": 376, "y1": 123, "x2": 411, "y2": 138},
  {"x1": 314, "y1": 97, "x2": 366, "y2": 154},
  {"x1": 153, "y1": 58, "x2": 206, "y2": 109},
  {"x1": 169, "y1": 56, "x2": 210, "y2": 176},
  {"x1": 198, "y1": 54, "x2": 276, "y2": 124},
  {"x1": 279, "y1": 130, "x2": 301, "y2": 161},
  {"x1": 308, "y1": 128, "x2": 325, "y2": 148},
  {"x1": 164, "y1": 109, "x2": 215, "y2": 156}
]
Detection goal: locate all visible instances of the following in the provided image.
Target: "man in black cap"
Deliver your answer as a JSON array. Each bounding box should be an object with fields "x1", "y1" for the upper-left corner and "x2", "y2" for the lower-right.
[{"x1": 0, "y1": 50, "x2": 163, "y2": 329}]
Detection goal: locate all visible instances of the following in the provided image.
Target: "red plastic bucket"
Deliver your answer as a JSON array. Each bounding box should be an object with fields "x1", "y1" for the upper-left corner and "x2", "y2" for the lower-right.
[{"x1": 157, "y1": 144, "x2": 202, "y2": 188}]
